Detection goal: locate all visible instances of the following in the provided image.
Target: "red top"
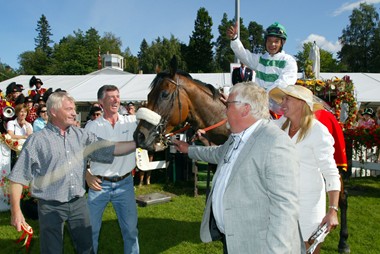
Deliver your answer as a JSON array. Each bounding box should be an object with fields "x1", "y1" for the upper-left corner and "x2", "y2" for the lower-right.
[{"x1": 315, "y1": 109, "x2": 347, "y2": 171}]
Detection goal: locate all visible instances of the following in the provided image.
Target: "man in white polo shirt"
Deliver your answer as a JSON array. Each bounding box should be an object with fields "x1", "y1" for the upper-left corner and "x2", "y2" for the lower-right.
[{"x1": 85, "y1": 85, "x2": 139, "y2": 254}]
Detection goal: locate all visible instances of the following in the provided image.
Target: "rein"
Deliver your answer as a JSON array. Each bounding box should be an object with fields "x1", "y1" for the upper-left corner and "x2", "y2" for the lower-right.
[{"x1": 154, "y1": 76, "x2": 227, "y2": 147}]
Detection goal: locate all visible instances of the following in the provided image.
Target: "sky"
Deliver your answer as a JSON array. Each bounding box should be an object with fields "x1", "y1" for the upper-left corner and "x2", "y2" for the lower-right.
[{"x1": 1, "y1": 0, "x2": 380, "y2": 70}]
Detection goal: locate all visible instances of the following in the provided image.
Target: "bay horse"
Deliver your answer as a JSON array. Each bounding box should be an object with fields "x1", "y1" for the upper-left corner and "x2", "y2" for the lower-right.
[
  {"x1": 133, "y1": 56, "x2": 349, "y2": 253},
  {"x1": 134, "y1": 56, "x2": 229, "y2": 151}
]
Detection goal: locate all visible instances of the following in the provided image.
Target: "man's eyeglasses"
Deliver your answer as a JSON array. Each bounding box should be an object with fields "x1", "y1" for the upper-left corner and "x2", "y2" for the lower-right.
[{"x1": 225, "y1": 100, "x2": 242, "y2": 109}]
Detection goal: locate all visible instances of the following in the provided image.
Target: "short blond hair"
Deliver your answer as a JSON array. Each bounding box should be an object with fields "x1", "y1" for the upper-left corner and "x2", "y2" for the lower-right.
[{"x1": 230, "y1": 82, "x2": 270, "y2": 120}]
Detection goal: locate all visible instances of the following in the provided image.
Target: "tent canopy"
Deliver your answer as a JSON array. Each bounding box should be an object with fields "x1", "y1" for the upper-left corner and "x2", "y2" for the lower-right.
[
  {"x1": 0, "y1": 73, "x2": 230, "y2": 103},
  {"x1": 1, "y1": 72, "x2": 379, "y2": 105}
]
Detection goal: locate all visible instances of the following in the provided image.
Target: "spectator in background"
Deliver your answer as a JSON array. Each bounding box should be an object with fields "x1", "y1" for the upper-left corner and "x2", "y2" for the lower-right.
[
  {"x1": 28, "y1": 76, "x2": 47, "y2": 98},
  {"x1": 25, "y1": 96, "x2": 38, "y2": 124},
  {"x1": 127, "y1": 102, "x2": 136, "y2": 115},
  {"x1": 375, "y1": 106, "x2": 380, "y2": 126},
  {"x1": 231, "y1": 63, "x2": 253, "y2": 85},
  {"x1": 6, "y1": 82, "x2": 24, "y2": 107},
  {"x1": 358, "y1": 108, "x2": 375, "y2": 128},
  {"x1": 7, "y1": 104, "x2": 33, "y2": 140},
  {"x1": 85, "y1": 106, "x2": 103, "y2": 127},
  {"x1": 33, "y1": 105, "x2": 48, "y2": 132}
]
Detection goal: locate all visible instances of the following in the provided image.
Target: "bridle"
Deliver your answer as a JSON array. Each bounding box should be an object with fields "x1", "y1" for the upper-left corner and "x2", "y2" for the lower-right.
[
  {"x1": 149, "y1": 76, "x2": 183, "y2": 149},
  {"x1": 148, "y1": 75, "x2": 227, "y2": 149}
]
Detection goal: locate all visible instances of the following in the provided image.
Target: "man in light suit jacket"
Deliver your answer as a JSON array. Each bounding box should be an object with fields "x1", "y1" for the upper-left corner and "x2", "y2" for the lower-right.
[
  {"x1": 174, "y1": 82, "x2": 303, "y2": 253},
  {"x1": 231, "y1": 63, "x2": 253, "y2": 85}
]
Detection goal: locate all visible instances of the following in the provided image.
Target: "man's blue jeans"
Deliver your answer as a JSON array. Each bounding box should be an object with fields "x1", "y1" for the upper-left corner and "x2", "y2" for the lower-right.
[{"x1": 88, "y1": 175, "x2": 139, "y2": 254}]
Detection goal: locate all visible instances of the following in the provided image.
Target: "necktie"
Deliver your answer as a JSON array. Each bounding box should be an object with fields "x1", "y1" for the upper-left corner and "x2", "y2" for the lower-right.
[{"x1": 224, "y1": 134, "x2": 241, "y2": 164}]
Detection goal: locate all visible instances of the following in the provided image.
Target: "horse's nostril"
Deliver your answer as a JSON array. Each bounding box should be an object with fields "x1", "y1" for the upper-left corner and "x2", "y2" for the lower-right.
[{"x1": 137, "y1": 132, "x2": 145, "y2": 144}]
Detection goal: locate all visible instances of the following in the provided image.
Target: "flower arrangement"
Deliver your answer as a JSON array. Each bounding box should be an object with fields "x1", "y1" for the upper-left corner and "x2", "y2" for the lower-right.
[
  {"x1": 0, "y1": 134, "x2": 28, "y2": 206},
  {"x1": 296, "y1": 75, "x2": 358, "y2": 130},
  {"x1": 1, "y1": 169, "x2": 31, "y2": 205},
  {"x1": 344, "y1": 125, "x2": 380, "y2": 162},
  {"x1": 0, "y1": 133, "x2": 25, "y2": 152},
  {"x1": 344, "y1": 125, "x2": 380, "y2": 149},
  {"x1": 0, "y1": 169, "x2": 10, "y2": 205}
]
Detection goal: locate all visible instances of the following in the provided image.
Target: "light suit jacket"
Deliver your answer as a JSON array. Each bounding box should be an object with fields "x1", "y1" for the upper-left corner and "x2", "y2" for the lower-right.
[{"x1": 189, "y1": 120, "x2": 303, "y2": 253}]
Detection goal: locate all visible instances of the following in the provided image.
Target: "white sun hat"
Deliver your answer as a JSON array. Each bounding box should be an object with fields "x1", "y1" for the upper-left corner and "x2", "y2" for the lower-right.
[{"x1": 269, "y1": 85, "x2": 318, "y2": 111}]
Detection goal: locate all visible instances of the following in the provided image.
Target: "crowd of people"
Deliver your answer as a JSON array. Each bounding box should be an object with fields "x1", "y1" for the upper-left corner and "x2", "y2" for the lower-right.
[{"x1": 2, "y1": 20, "x2": 379, "y2": 254}]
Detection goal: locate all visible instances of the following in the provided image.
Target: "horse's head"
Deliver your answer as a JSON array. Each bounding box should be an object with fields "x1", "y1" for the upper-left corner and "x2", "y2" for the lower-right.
[{"x1": 134, "y1": 57, "x2": 191, "y2": 151}]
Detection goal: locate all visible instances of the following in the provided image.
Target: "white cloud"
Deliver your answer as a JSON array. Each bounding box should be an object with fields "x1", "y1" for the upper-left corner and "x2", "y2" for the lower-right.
[
  {"x1": 302, "y1": 34, "x2": 342, "y2": 54},
  {"x1": 333, "y1": 0, "x2": 380, "y2": 16}
]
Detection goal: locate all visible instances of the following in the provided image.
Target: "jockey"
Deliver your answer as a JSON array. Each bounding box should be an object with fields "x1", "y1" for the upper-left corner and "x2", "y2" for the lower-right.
[{"x1": 227, "y1": 22, "x2": 298, "y2": 92}]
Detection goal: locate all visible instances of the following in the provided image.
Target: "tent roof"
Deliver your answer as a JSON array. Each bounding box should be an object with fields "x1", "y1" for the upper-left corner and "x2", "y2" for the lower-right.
[{"x1": 1, "y1": 72, "x2": 379, "y2": 104}]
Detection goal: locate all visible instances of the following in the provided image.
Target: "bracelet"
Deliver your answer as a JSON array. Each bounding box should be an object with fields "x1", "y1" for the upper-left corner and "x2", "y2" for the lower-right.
[
  {"x1": 231, "y1": 34, "x2": 238, "y2": 41},
  {"x1": 329, "y1": 205, "x2": 339, "y2": 212}
]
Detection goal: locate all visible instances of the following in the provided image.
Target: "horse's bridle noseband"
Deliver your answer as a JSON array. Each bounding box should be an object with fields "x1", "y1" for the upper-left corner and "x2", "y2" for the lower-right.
[{"x1": 151, "y1": 76, "x2": 183, "y2": 149}]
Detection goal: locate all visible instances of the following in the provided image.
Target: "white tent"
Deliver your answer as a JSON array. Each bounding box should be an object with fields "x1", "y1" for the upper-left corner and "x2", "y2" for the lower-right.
[
  {"x1": 0, "y1": 72, "x2": 230, "y2": 103},
  {"x1": 1, "y1": 72, "x2": 379, "y2": 105}
]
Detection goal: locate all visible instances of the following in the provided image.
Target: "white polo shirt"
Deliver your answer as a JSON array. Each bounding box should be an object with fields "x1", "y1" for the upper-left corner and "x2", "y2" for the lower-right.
[{"x1": 85, "y1": 113, "x2": 137, "y2": 177}]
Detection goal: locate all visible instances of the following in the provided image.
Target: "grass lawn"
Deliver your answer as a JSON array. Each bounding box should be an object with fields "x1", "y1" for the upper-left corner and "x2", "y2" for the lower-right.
[{"x1": 0, "y1": 176, "x2": 379, "y2": 253}]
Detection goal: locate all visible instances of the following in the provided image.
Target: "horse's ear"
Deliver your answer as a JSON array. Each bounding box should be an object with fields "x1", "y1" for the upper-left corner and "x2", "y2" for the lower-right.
[{"x1": 169, "y1": 55, "x2": 178, "y2": 78}]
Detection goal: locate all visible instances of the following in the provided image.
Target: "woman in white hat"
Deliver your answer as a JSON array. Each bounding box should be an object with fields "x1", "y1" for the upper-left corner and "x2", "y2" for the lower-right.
[{"x1": 269, "y1": 85, "x2": 340, "y2": 253}]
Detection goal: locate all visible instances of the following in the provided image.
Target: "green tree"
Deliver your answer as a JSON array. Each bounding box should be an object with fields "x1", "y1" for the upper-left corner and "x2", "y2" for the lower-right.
[
  {"x1": 214, "y1": 13, "x2": 234, "y2": 72},
  {"x1": 369, "y1": 21, "x2": 380, "y2": 72},
  {"x1": 49, "y1": 30, "x2": 91, "y2": 74},
  {"x1": 48, "y1": 28, "x2": 121, "y2": 75},
  {"x1": 138, "y1": 36, "x2": 184, "y2": 74},
  {"x1": 18, "y1": 49, "x2": 50, "y2": 74},
  {"x1": 123, "y1": 48, "x2": 139, "y2": 73},
  {"x1": 35, "y1": 14, "x2": 53, "y2": 56},
  {"x1": 137, "y1": 39, "x2": 149, "y2": 73},
  {"x1": 0, "y1": 63, "x2": 18, "y2": 82},
  {"x1": 18, "y1": 14, "x2": 53, "y2": 74},
  {"x1": 100, "y1": 32, "x2": 123, "y2": 55},
  {"x1": 338, "y1": 3, "x2": 379, "y2": 72},
  {"x1": 295, "y1": 42, "x2": 340, "y2": 74},
  {"x1": 238, "y1": 18, "x2": 250, "y2": 50},
  {"x1": 186, "y1": 7, "x2": 214, "y2": 73},
  {"x1": 248, "y1": 21, "x2": 265, "y2": 54}
]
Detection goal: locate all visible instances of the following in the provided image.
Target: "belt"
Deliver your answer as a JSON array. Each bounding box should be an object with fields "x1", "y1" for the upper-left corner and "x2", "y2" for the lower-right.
[{"x1": 96, "y1": 172, "x2": 131, "y2": 182}]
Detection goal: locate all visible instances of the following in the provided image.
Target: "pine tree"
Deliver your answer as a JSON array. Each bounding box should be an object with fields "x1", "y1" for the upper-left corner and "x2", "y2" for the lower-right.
[
  {"x1": 186, "y1": 8, "x2": 214, "y2": 73},
  {"x1": 35, "y1": 14, "x2": 53, "y2": 56}
]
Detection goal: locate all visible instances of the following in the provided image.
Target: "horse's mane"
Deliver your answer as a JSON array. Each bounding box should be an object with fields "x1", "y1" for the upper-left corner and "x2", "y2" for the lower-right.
[{"x1": 150, "y1": 70, "x2": 220, "y2": 100}]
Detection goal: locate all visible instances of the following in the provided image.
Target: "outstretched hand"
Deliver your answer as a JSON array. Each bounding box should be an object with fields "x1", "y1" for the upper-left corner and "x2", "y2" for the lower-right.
[{"x1": 227, "y1": 21, "x2": 238, "y2": 39}]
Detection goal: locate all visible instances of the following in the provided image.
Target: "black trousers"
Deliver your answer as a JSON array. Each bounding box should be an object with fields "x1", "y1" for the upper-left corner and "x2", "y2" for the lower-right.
[{"x1": 221, "y1": 233, "x2": 228, "y2": 254}]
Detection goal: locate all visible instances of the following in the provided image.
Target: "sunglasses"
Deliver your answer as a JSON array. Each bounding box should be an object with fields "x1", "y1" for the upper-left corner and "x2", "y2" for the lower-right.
[
  {"x1": 40, "y1": 110, "x2": 47, "y2": 113},
  {"x1": 93, "y1": 113, "x2": 102, "y2": 117}
]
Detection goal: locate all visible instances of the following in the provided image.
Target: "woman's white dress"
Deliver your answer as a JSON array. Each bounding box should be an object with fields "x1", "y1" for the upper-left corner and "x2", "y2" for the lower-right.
[{"x1": 274, "y1": 118, "x2": 341, "y2": 240}]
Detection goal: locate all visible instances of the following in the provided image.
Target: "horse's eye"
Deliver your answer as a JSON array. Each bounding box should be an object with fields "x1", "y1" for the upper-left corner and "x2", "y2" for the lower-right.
[{"x1": 161, "y1": 90, "x2": 170, "y2": 99}]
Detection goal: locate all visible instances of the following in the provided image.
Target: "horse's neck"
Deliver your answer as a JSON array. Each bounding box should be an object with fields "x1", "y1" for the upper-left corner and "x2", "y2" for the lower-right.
[{"x1": 184, "y1": 85, "x2": 229, "y2": 144}]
